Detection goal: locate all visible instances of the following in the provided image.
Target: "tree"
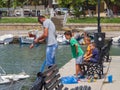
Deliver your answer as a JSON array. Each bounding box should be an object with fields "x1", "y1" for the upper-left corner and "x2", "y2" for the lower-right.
[
  {"x1": 0, "y1": 0, "x2": 5, "y2": 8},
  {"x1": 28, "y1": 0, "x2": 41, "y2": 16},
  {"x1": 103, "y1": 0, "x2": 120, "y2": 17},
  {"x1": 58, "y1": 0, "x2": 120, "y2": 17},
  {"x1": 58, "y1": 0, "x2": 96, "y2": 18}
]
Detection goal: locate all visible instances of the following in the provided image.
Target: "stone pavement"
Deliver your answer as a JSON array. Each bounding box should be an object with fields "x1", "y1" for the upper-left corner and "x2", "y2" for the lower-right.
[
  {"x1": 59, "y1": 56, "x2": 119, "y2": 90},
  {"x1": 0, "y1": 30, "x2": 43, "y2": 37},
  {"x1": 0, "y1": 30, "x2": 120, "y2": 38},
  {"x1": 102, "y1": 56, "x2": 120, "y2": 90}
]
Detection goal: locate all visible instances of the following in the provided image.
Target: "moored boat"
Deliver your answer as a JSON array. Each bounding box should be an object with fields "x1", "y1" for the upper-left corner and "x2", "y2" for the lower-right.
[
  {"x1": 0, "y1": 34, "x2": 13, "y2": 44},
  {"x1": 112, "y1": 36, "x2": 120, "y2": 46},
  {"x1": 56, "y1": 34, "x2": 69, "y2": 45},
  {"x1": 0, "y1": 66, "x2": 30, "y2": 90},
  {"x1": 19, "y1": 30, "x2": 39, "y2": 44},
  {"x1": 20, "y1": 36, "x2": 34, "y2": 44}
]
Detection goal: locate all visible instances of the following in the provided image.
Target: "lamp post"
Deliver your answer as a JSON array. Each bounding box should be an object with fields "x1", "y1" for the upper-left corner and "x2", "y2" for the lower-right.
[
  {"x1": 94, "y1": 0, "x2": 105, "y2": 49},
  {"x1": 97, "y1": 0, "x2": 101, "y2": 33}
]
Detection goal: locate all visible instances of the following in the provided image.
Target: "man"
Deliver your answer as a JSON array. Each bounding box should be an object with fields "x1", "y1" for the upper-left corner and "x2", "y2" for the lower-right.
[{"x1": 30, "y1": 15, "x2": 58, "y2": 68}]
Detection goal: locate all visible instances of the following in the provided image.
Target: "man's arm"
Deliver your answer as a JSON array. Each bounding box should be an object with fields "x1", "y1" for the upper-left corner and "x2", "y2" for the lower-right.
[
  {"x1": 75, "y1": 44, "x2": 78, "y2": 55},
  {"x1": 36, "y1": 27, "x2": 48, "y2": 42},
  {"x1": 29, "y1": 27, "x2": 48, "y2": 48}
]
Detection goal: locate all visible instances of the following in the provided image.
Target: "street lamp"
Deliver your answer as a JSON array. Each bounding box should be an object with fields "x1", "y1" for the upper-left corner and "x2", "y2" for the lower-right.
[
  {"x1": 94, "y1": 0, "x2": 105, "y2": 50},
  {"x1": 97, "y1": 0, "x2": 101, "y2": 33}
]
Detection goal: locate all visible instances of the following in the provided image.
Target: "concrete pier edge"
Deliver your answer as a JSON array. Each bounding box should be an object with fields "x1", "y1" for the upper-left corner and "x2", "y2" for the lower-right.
[{"x1": 59, "y1": 56, "x2": 120, "y2": 90}]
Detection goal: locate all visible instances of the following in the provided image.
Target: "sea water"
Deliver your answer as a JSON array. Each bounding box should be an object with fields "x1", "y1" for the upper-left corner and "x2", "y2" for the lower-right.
[
  {"x1": 0, "y1": 44, "x2": 120, "y2": 89},
  {"x1": 0, "y1": 44, "x2": 71, "y2": 89}
]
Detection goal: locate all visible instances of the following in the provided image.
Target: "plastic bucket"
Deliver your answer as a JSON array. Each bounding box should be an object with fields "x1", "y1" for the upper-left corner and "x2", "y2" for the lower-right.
[{"x1": 108, "y1": 75, "x2": 113, "y2": 83}]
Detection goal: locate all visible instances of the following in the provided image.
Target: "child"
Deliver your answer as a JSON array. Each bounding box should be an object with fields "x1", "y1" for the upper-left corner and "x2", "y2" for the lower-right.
[
  {"x1": 64, "y1": 31, "x2": 84, "y2": 79},
  {"x1": 84, "y1": 43, "x2": 99, "y2": 62},
  {"x1": 71, "y1": 29, "x2": 81, "y2": 41},
  {"x1": 84, "y1": 39, "x2": 92, "y2": 60}
]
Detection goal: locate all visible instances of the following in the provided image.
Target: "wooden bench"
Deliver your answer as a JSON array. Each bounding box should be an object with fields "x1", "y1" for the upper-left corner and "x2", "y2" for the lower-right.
[
  {"x1": 103, "y1": 39, "x2": 112, "y2": 62},
  {"x1": 30, "y1": 64, "x2": 63, "y2": 90}
]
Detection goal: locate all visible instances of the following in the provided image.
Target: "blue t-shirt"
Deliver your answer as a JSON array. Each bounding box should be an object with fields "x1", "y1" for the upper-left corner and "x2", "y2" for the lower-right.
[{"x1": 91, "y1": 48, "x2": 99, "y2": 61}]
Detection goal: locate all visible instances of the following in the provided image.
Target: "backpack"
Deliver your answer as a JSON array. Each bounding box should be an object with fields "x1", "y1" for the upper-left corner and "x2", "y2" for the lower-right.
[{"x1": 30, "y1": 72, "x2": 44, "y2": 90}]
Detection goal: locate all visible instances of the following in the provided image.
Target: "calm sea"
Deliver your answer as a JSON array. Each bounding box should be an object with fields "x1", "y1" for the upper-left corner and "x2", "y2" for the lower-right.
[{"x1": 0, "y1": 44, "x2": 120, "y2": 89}]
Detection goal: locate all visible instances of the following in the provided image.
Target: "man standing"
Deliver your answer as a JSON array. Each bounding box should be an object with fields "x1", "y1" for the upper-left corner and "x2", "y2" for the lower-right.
[{"x1": 30, "y1": 15, "x2": 58, "y2": 68}]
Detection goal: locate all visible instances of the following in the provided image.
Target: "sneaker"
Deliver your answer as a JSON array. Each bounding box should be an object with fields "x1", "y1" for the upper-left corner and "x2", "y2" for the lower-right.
[
  {"x1": 78, "y1": 75, "x2": 85, "y2": 79},
  {"x1": 80, "y1": 75, "x2": 85, "y2": 79},
  {"x1": 73, "y1": 73, "x2": 82, "y2": 77},
  {"x1": 74, "y1": 76, "x2": 80, "y2": 81}
]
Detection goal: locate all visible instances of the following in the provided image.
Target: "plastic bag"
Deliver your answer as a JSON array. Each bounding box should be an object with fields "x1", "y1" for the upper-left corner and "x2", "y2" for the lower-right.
[{"x1": 61, "y1": 76, "x2": 78, "y2": 84}]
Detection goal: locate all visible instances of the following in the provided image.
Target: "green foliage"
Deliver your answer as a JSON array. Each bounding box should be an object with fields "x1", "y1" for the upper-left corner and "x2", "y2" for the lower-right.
[
  {"x1": 58, "y1": 0, "x2": 72, "y2": 8},
  {"x1": 0, "y1": 0, "x2": 42, "y2": 8},
  {"x1": 58, "y1": 0, "x2": 97, "y2": 18},
  {"x1": 0, "y1": 0, "x2": 7, "y2": 8},
  {"x1": 0, "y1": 17, "x2": 120, "y2": 23},
  {"x1": 0, "y1": 17, "x2": 38, "y2": 23},
  {"x1": 67, "y1": 17, "x2": 120, "y2": 23},
  {"x1": 104, "y1": 0, "x2": 120, "y2": 9}
]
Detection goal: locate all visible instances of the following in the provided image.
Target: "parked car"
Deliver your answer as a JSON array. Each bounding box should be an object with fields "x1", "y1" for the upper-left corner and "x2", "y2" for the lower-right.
[
  {"x1": 29, "y1": 10, "x2": 40, "y2": 17},
  {"x1": 24, "y1": 9, "x2": 31, "y2": 16},
  {"x1": 14, "y1": 9, "x2": 21, "y2": 16},
  {"x1": 31, "y1": 10, "x2": 36, "y2": 16},
  {"x1": 55, "y1": 8, "x2": 68, "y2": 15}
]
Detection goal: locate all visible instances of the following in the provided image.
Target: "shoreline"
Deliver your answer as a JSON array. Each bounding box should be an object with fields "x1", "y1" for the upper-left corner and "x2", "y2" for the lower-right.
[
  {"x1": 0, "y1": 30, "x2": 119, "y2": 37},
  {"x1": 0, "y1": 23, "x2": 120, "y2": 31},
  {"x1": 0, "y1": 30, "x2": 119, "y2": 44},
  {"x1": 59, "y1": 56, "x2": 120, "y2": 90}
]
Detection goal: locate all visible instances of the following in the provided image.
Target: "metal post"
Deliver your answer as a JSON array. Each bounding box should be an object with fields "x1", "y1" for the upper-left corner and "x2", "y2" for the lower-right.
[
  {"x1": 98, "y1": 0, "x2": 101, "y2": 33},
  {"x1": 94, "y1": 0, "x2": 105, "y2": 50}
]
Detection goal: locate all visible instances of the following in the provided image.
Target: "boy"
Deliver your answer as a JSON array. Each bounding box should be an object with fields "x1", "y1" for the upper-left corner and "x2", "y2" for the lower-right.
[
  {"x1": 84, "y1": 43, "x2": 99, "y2": 62},
  {"x1": 64, "y1": 31, "x2": 84, "y2": 79},
  {"x1": 84, "y1": 39, "x2": 92, "y2": 60}
]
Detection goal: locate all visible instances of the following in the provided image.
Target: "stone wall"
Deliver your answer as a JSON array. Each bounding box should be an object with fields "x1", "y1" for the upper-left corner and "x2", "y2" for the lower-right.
[
  {"x1": 65, "y1": 23, "x2": 120, "y2": 31},
  {"x1": 0, "y1": 23, "x2": 42, "y2": 30},
  {"x1": 0, "y1": 23, "x2": 120, "y2": 31}
]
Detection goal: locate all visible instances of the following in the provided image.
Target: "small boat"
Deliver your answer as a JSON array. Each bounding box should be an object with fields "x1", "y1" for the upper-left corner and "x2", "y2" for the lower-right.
[
  {"x1": 0, "y1": 66, "x2": 30, "y2": 90},
  {"x1": 0, "y1": 34, "x2": 13, "y2": 44},
  {"x1": 19, "y1": 30, "x2": 39, "y2": 44},
  {"x1": 75, "y1": 27, "x2": 96, "y2": 45},
  {"x1": 0, "y1": 73, "x2": 30, "y2": 84},
  {"x1": 56, "y1": 34, "x2": 69, "y2": 45},
  {"x1": 0, "y1": 80, "x2": 25, "y2": 90},
  {"x1": 20, "y1": 36, "x2": 34, "y2": 44},
  {"x1": 112, "y1": 36, "x2": 120, "y2": 46}
]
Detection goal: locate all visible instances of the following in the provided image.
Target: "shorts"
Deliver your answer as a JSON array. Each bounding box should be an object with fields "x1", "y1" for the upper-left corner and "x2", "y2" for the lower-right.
[
  {"x1": 75, "y1": 55, "x2": 83, "y2": 64},
  {"x1": 90, "y1": 58, "x2": 97, "y2": 63},
  {"x1": 46, "y1": 44, "x2": 58, "y2": 67}
]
